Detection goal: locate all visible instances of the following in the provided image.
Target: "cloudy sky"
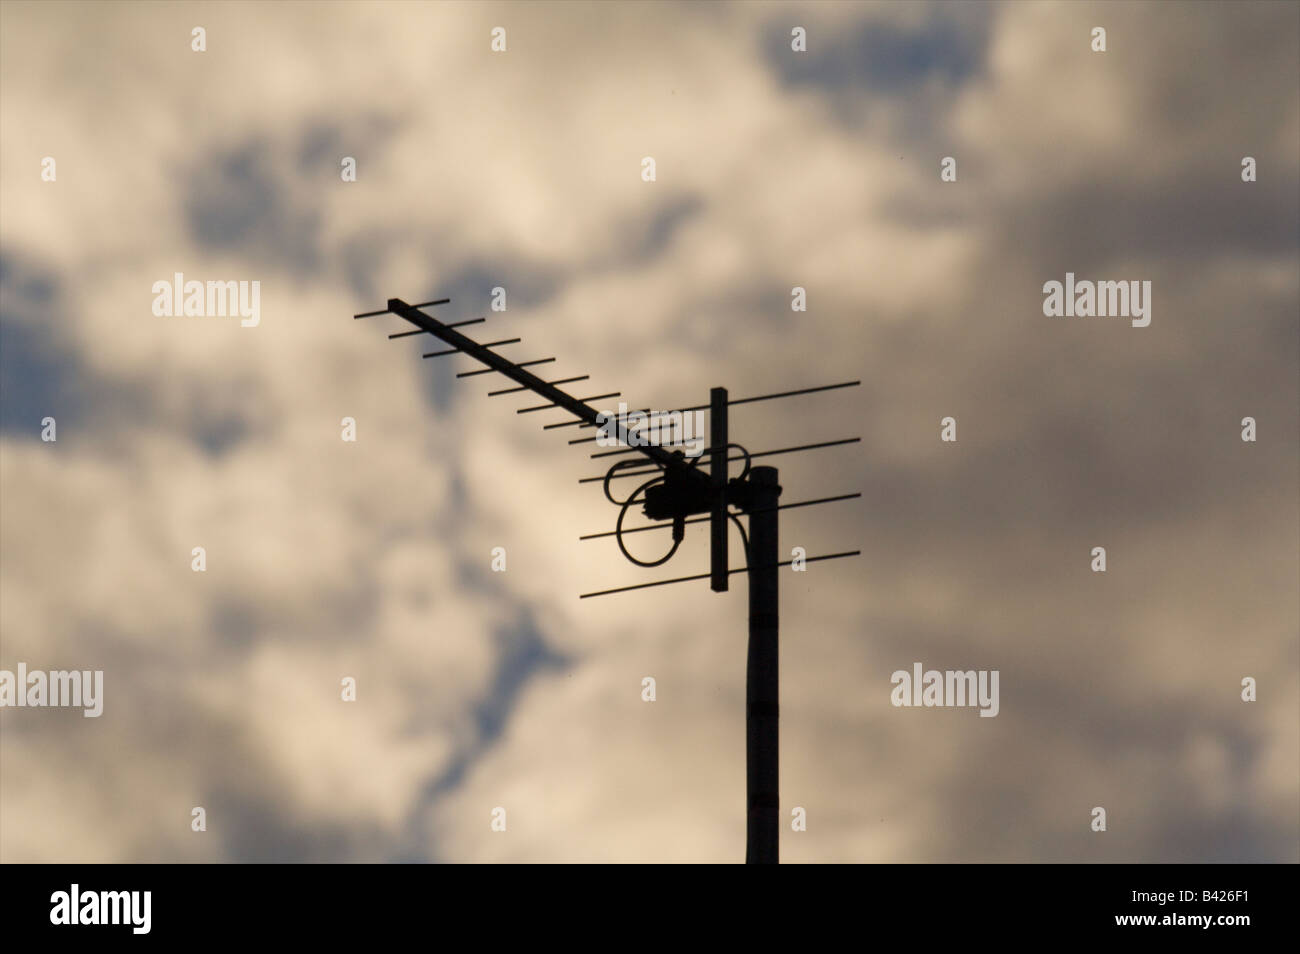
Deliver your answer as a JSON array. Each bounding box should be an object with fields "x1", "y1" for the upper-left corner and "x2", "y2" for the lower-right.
[{"x1": 1, "y1": 0, "x2": 1296, "y2": 863}]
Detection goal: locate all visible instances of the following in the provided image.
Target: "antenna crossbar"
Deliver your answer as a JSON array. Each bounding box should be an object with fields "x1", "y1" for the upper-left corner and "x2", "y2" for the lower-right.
[{"x1": 386, "y1": 298, "x2": 682, "y2": 471}]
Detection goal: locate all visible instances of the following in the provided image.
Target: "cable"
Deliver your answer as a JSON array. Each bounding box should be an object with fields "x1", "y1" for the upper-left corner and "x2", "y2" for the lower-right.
[
  {"x1": 614, "y1": 473, "x2": 681, "y2": 568},
  {"x1": 579, "y1": 437, "x2": 856, "y2": 484},
  {"x1": 729, "y1": 512, "x2": 750, "y2": 562},
  {"x1": 603, "y1": 458, "x2": 660, "y2": 506},
  {"x1": 599, "y1": 443, "x2": 752, "y2": 568},
  {"x1": 713, "y1": 442, "x2": 751, "y2": 483}
]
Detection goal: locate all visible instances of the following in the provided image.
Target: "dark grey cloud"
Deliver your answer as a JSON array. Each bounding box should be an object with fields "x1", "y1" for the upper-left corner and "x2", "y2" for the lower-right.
[
  {"x1": 183, "y1": 138, "x2": 324, "y2": 275},
  {"x1": 0, "y1": 253, "x2": 83, "y2": 437},
  {"x1": 764, "y1": 6, "x2": 995, "y2": 95},
  {"x1": 399, "y1": 609, "x2": 570, "y2": 862}
]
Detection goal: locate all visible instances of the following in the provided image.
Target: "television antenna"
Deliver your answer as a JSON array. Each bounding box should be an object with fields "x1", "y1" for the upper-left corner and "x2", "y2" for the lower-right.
[{"x1": 357, "y1": 296, "x2": 861, "y2": 862}]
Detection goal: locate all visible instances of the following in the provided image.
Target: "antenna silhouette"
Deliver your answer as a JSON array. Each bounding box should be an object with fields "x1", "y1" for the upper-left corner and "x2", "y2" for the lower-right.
[{"x1": 357, "y1": 296, "x2": 860, "y2": 863}]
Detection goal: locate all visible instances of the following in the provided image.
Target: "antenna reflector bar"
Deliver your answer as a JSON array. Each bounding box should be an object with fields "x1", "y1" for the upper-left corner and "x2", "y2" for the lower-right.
[
  {"x1": 578, "y1": 438, "x2": 861, "y2": 483},
  {"x1": 579, "y1": 550, "x2": 861, "y2": 599},
  {"x1": 354, "y1": 297, "x2": 449, "y2": 319},
  {"x1": 728, "y1": 380, "x2": 860, "y2": 407},
  {"x1": 423, "y1": 338, "x2": 520, "y2": 359},
  {"x1": 578, "y1": 492, "x2": 861, "y2": 541},
  {"x1": 564, "y1": 380, "x2": 863, "y2": 442},
  {"x1": 457, "y1": 358, "x2": 555, "y2": 378},
  {"x1": 489, "y1": 376, "x2": 589, "y2": 397},
  {"x1": 389, "y1": 317, "x2": 484, "y2": 339},
  {"x1": 518, "y1": 392, "x2": 620, "y2": 414}
]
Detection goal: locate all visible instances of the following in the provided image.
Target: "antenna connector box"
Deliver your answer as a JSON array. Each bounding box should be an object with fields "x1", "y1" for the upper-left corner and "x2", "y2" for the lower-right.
[{"x1": 642, "y1": 467, "x2": 714, "y2": 521}]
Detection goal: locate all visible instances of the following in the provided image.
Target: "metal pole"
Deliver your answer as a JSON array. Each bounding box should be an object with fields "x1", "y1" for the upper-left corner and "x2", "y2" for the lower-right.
[
  {"x1": 710, "y1": 387, "x2": 729, "y2": 593},
  {"x1": 746, "y1": 466, "x2": 781, "y2": 863}
]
